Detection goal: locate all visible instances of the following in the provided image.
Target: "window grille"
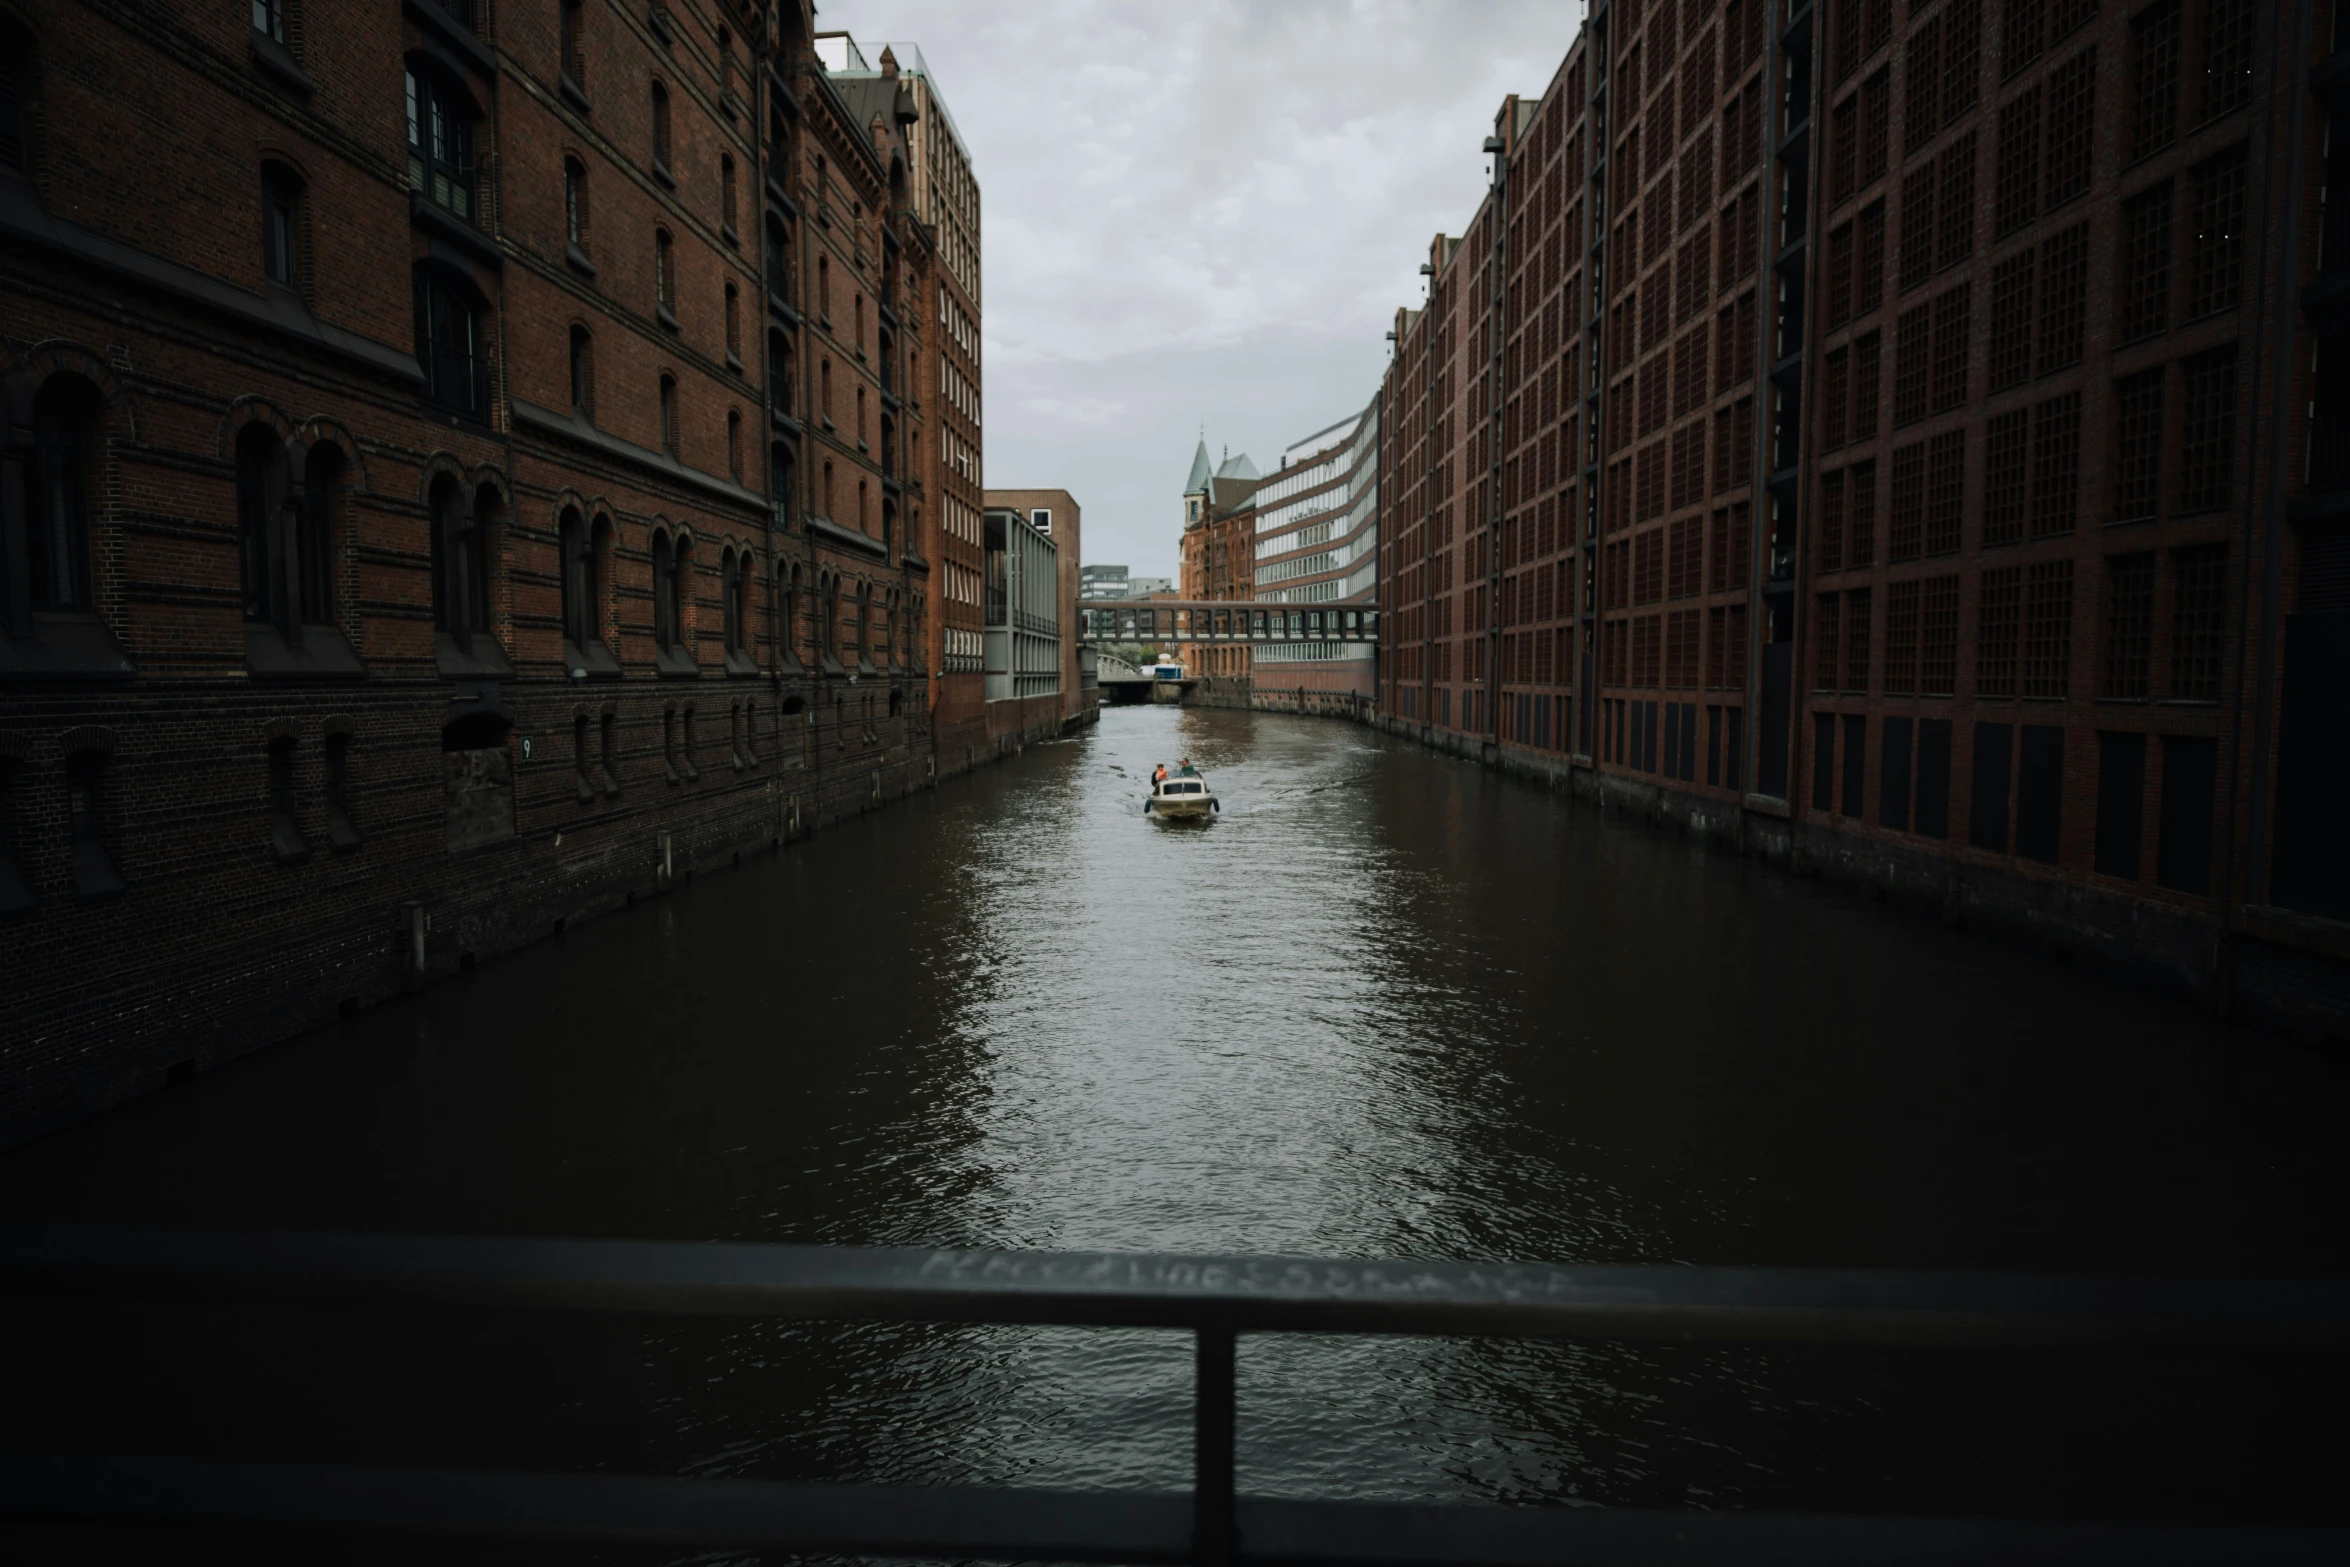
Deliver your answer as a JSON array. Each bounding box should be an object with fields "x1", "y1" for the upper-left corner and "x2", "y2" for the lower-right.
[
  {"x1": 1636, "y1": 612, "x2": 1662, "y2": 686},
  {"x1": 1819, "y1": 467, "x2": 1847, "y2": 573},
  {"x1": 1638, "y1": 442, "x2": 1665, "y2": 520},
  {"x1": 2130, "y1": 0, "x2": 2180, "y2": 161},
  {"x1": 1674, "y1": 330, "x2": 1705, "y2": 418},
  {"x1": 2004, "y1": 0, "x2": 2046, "y2": 77},
  {"x1": 1671, "y1": 421, "x2": 1704, "y2": 509},
  {"x1": 2185, "y1": 144, "x2": 2247, "y2": 320},
  {"x1": 1832, "y1": 95, "x2": 1859, "y2": 206},
  {"x1": 1833, "y1": 0, "x2": 1862, "y2": 83},
  {"x1": 1907, "y1": 12, "x2": 1943, "y2": 156},
  {"x1": 2043, "y1": 48, "x2": 2096, "y2": 207},
  {"x1": 1890, "y1": 440, "x2": 1926, "y2": 560},
  {"x1": 1827, "y1": 222, "x2": 1854, "y2": 330},
  {"x1": 1936, "y1": 131, "x2": 1978, "y2": 270},
  {"x1": 2103, "y1": 551, "x2": 2155, "y2": 699},
  {"x1": 1856, "y1": 201, "x2": 1887, "y2": 314},
  {"x1": 1823, "y1": 346, "x2": 1853, "y2": 452},
  {"x1": 1927, "y1": 429, "x2": 1967, "y2": 554},
  {"x1": 1920, "y1": 574, "x2": 1960, "y2": 694},
  {"x1": 1814, "y1": 591, "x2": 1842, "y2": 689},
  {"x1": 1894, "y1": 303, "x2": 1931, "y2": 425},
  {"x1": 2118, "y1": 181, "x2": 2174, "y2": 343},
  {"x1": 1726, "y1": 597, "x2": 1750, "y2": 687},
  {"x1": 1984, "y1": 407, "x2": 2029, "y2": 546},
  {"x1": 1988, "y1": 249, "x2": 2034, "y2": 390},
  {"x1": 1847, "y1": 461, "x2": 1876, "y2": 567},
  {"x1": 2179, "y1": 349, "x2": 2237, "y2": 513},
  {"x1": 1885, "y1": 578, "x2": 1921, "y2": 695},
  {"x1": 2022, "y1": 559, "x2": 2074, "y2": 699},
  {"x1": 1900, "y1": 166, "x2": 1937, "y2": 292},
  {"x1": 2198, "y1": 0, "x2": 2254, "y2": 122},
  {"x1": 1930, "y1": 284, "x2": 1972, "y2": 411},
  {"x1": 1853, "y1": 330, "x2": 1882, "y2": 441},
  {"x1": 1977, "y1": 564, "x2": 2023, "y2": 697},
  {"x1": 1845, "y1": 587, "x2": 1873, "y2": 691},
  {"x1": 417, "y1": 270, "x2": 485, "y2": 417},
  {"x1": 1863, "y1": 66, "x2": 1892, "y2": 185},
  {"x1": 1942, "y1": 0, "x2": 1982, "y2": 126},
  {"x1": 1633, "y1": 527, "x2": 1663, "y2": 603},
  {"x1": 2169, "y1": 543, "x2": 2227, "y2": 700},
  {"x1": 2033, "y1": 223, "x2": 2087, "y2": 372},
  {"x1": 2113, "y1": 367, "x2": 2166, "y2": 521},
  {"x1": 1670, "y1": 514, "x2": 1702, "y2": 598},
  {"x1": 405, "y1": 68, "x2": 475, "y2": 222},
  {"x1": 2030, "y1": 392, "x2": 2081, "y2": 536},
  {"x1": 1994, "y1": 85, "x2": 2041, "y2": 237}
]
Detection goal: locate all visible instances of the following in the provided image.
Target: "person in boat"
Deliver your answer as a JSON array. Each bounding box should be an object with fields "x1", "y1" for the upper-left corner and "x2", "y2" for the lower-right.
[
  {"x1": 1152, "y1": 762, "x2": 1168, "y2": 787},
  {"x1": 1178, "y1": 757, "x2": 1199, "y2": 778}
]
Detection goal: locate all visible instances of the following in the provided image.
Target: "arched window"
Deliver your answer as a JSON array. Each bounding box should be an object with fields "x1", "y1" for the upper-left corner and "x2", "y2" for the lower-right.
[
  {"x1": 854, "y1": 293, "x2": 864, "y2": 351},
  {"x1": 721, "y1": 153, "x2": 737, "y2": 233},
  {"x1": 771, "y1": 439, "x2": 796, "y2": 526},
  {"x1": 765, "y1": 217, "x2": 792, "y2": 302},
  {"x1": 65, "y1": 746, "x2": 124, "y2": 897},
  {"x1": 655, "y1": 229, "x2": 675, "y2": 318},
  {"x1": 299, "y1": 443, "x2": 338, "y2": 625},
  {"x1": 724, "y1": 549, "x2": 749, "y2": 656},
  {"x1": 668, "y1": 536, "x2": 692, "y2": 656},
  {"x1": 651, "y1": 532, "x2": 677, "y2": 651},
  {"x1": 564, "y1": 157, "x2": 589, "y2": 253},
  {"x1": 569, "y1": 324, "x2": 594, "y2": 418},
  {"x1": 416, "y1": 266, "x2": 486, "y2": 417},
  {"x1": 818, "y1": 255, "x2": 830, "y2": 319},
  {"x1": 262, "y1": 161, "x2": 305, "y2": 293},
  {"x1": 267, "y1": 733, "x2": 307, "y2": 862},
  {"x1": 651, "y1": 81, "x2": 672, "y2": 173},
  {"x1": 559, "y1": 505, "x2": 600, "y2": 659},
  {"x1": 776, "y1": 561, "x2": 801, "y2": 666},
  {"x1": 404, "y1": 64, "x2": 477, "y2": 222},
  {"x1": 658, "y1": 373, "x2": 678, "y2": 455},
  {"x1": 724, "y1": 283, "x2": 741, "y2": 362},
  {"x1": 26, "y1": 374, "x2": 100, "y2": 613},
  {"x1": 237, "y1": 424, "x2": 289, "y2": 626},
  {"x1": 854, "y1": 582, "x2": 871, "y2": 670},
  {"x1": 429, "y1": 476, "x2": 492, "y2": 649},
  {"x1": 771, "y1": 330, "x2": 794, "y2": 415},
  {"x1": 717, "y1": 25, "x2": 735, "y2": 109},
  {"x1": 726, "y1": 409, "x2": 742, "y2": 479},
  {"x1": 820, "y1": 358, "x2": 832, "y2": 423},
  {"x1": 822, "y1": 459, "x2": 835, "y2": 519},
  {"x1": 856, "y1": 386, "x2": 866, "y2": 444}
]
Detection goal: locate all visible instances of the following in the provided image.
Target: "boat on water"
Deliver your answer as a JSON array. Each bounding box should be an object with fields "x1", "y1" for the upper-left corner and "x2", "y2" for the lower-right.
[{"x1": 1146, "y1": 772, "x2": 1217, "y2": 820}]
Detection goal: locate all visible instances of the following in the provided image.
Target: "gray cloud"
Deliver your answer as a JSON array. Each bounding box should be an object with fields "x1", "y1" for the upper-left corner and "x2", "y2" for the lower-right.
[{"x1": 827, "y1": 1, "x2": 1588, "y2": 576}]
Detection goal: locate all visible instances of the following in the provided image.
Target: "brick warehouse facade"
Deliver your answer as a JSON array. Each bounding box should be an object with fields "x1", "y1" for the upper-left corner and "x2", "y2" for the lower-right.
[
  {"x1": 0, "y1": 0, "x2": 975, "y2": 1145},
  {"x1": 1377, "y1": 0, "x2": 2350, "y2": 1037}
]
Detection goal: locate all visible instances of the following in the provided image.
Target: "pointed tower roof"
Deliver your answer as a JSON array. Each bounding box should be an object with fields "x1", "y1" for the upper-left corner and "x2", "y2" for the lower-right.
[
  {"x1": 1216, "y1": 451, "x2": 1261, "y2": 482},
  {"x1": 1184, "y1": 438, "x2": 1213, "y2": 495}
]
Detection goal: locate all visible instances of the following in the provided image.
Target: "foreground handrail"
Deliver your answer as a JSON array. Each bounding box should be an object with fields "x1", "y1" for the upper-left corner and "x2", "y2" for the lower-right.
[
  {"x1": 2, "y1": 1226, "x2": 2344, "y2": 1348},
  {"x1": 2, "y1": 1227, "x2": 2345, "y2": 1565}
]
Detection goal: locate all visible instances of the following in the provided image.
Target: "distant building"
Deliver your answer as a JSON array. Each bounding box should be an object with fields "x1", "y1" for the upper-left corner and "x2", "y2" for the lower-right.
[
  {"x1": 1179, "y1": 442, "x2": 1265, "y2": 681},
  {"x1": 1128, "y1": 577, "x2": 1173, "y2": 598},
  {"x1": 1081, "y1": 565, "x2": 1131, "y2": 601},
  {"x1": 1251, "y1": 403, "x2": 1380, "y2": 698},
  {"x1": 985, "y1": 487, "x2": 1094, "y2": 734}
]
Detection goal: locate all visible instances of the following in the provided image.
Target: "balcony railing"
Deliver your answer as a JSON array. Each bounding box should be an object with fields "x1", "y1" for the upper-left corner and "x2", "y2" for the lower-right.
[{"x1": 0, "y1": 1227, "x2": 2343, "y2": 1565}]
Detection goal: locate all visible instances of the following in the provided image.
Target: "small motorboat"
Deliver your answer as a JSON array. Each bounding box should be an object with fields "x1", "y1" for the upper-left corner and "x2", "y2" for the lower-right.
[{"x1": 1146, "y1": 773, "x2": 1217, "y2": 820}]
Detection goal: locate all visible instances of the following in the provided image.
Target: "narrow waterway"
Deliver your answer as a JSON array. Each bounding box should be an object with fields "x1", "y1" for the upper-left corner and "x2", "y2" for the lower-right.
[{"x1": 4, "y1": 706, "x2": 2346, "y2": 1530}]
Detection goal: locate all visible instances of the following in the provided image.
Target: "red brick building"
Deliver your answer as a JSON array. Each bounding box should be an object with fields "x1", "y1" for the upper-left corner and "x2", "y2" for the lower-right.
[
  {"x1": 0, "y1": 0, "x2": 947, "y2": 1143},
  {"x1": 1377, "y1": 0, "x2": 2347, "y2": 1033},
  {"x1": 1178, "y1": 439, "x2": 1261, "y2": 684}
]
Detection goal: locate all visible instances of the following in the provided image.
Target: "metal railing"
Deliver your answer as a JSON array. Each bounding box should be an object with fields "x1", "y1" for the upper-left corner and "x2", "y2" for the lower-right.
[{"x1": 1, "y1": 1227, "x2": 2344, "y2": 1564}]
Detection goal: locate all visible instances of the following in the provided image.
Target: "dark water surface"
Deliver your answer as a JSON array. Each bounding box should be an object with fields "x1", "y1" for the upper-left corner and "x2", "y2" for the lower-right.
[{"x1": 4, "y1": 706, "x2": 2347, "y2": 1529}]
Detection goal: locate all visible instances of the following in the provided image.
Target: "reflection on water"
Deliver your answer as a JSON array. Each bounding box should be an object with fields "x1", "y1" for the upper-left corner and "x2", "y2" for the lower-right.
[{"x1": 3, "y1": 706, "x2": 2347, "y2": 1520}]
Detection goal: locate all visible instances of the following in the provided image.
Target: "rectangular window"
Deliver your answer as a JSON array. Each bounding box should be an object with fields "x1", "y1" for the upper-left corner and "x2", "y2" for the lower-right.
[
  {"x1": 2169, "y1": 543, "x2": 2228, "y2": 700},
  {"x1": 1985, "y1": 407, "x2": 2029, "y2": 546},
  {"x1": 1853, "y1": 330, "x2": 1882, "y2": 440},
  {"x1": 2130, "y1": 0, "x2": 2181, "y2": 161},
  {"x1": 2016, "y1": 723, "x2": 2066, "y2": 862},
  {"x1": 1894, "y1": 303, "x2": 1931, "y2": 425},
  {"x1": 1815, "y1": 592, "x2": 1842, "y2": 691},
  {"x1": 1988, "y1": 248, "x2": 2035, "y2": 390},
  {"x1": 2022, "y1": 558, "x2": 2075, "y2": 699},
  {"x1": 2118, "y1": 181, "x2": 2174, "y2": 343},
  {"x1": 2179, "y1": 349, "x2": 2237, "y2": 514},
  {"x1": 1881, "y1": 715, "x2": 1915, "y2": 830},
  {"x1": 2031, "y1": 391, "x2": 2081, "y2": 536},
  {"x1": 1931, "y1": 284, "x2": 1972, "y2": 411},
  {"x1": 1819, "y1": 467, "x2": 1846, "y2": 573},
  {"x1": 1970, "y1": 720, "x2": 2014, "y2": 849},
  {"x1": 1908, "y1": 13, "x2": 1944, "y2": 155},
  {"x1": 2185, "y1": 144, "x2": 2248, "y2": 320},
  {"x1": 1823, "y1": 347, "x2": 1850, "y2": 449},
  {"x1": 1814, "y1": 712, "x2": 1837, "y2": 810},
  {"x1": 1921, "y1": 574, "x2": 1960, "y2": 695},
  {"x1": 1857, "y1": 202, "x2": 1887, "y2": 314},
  {"x1": 1943, "y1": 0, "x2": 1983, "y2": 124},
  {"x1": 1994, "y1": 84, "x2": 2041, "y2": 236},
  {"x1": 1842, "y1": 712, "x2": 1869, "y2": 817},
  {"x1": 1827, "y1": 222, "x2": 1855, "y2": 329},
  {"x1": 1917, "y1": 717, "x2": 1953, "y2": 837},
  {"x1": 1833, "y1": 94, "x2": 1860, "y2": 204},
  {"x1": 2156, "y1": 734, "x2": 2219, "y2": 894},
  {"x1": 1863, "y1": 67, "x2": 1893, "y2": 184},
  {"x1": 2113, "y1": 368, "x2": 2166, "y2": 522},
  {"x1": 2035, "y1": 222, "x2": 2088, "y2": 372},
  {"x1": 1889, "y1": 440, "x2": 1925, "y2": 560},
  {"x1": 1849, "y1": 460, "x2": 1877, "y2": 567},
  {"x1": 1884, "y1": 578, "x2": 1921, "y2": 695},
  {"x1": 2199, "y1": 0, "x2": 2254, "y2": 122},
  {"x1": 1978, "y1": 565, "x2": 2024, "y2": 697},
  {"x1": 2095, "y1": 730, "x2": 2147, "y2": 880},
  {"x1": 2005, "y1": 0, "x2": 2045, "y2": 75},
  {"x1": 1937, "y1": 131, "x2": 1978, "y2": 269},
  {"x1": 2104, "y1": 551, "x2": 2156, "y2": 699},
  {"x1": 1927, "y1": 429, "x2": 1967, "y2": 554},
  {"x1": 2044, "y1": 48, "x2": 2097, "y2": 206},
  {"x1": 1900, "y1": 166, "x2": 1938, "y2": 292},
  {"x1": 1845, "y1": 586, "x2": 1873, "y2": 691}
]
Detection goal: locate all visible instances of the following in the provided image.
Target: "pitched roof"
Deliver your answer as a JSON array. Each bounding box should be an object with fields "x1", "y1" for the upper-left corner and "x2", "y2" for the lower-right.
[
  {"x1": 1184, "y1": 438, "x2": 1213, "y2": 494},
  {"x1": 1215, "y1": 451, "x2": 1261, "y2": 481}
]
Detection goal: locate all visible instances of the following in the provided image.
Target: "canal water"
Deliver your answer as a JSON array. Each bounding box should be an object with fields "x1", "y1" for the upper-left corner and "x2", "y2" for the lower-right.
[{"x1": 3, "y1": 705, "x2": 2347, "y2": 1535}]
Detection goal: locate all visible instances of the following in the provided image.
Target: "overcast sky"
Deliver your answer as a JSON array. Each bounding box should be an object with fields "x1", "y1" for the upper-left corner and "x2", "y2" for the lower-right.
[{"x1": 826, "y1": 0, "x2": 1589, "y2": 580}]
